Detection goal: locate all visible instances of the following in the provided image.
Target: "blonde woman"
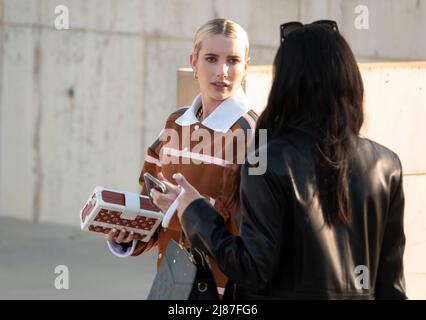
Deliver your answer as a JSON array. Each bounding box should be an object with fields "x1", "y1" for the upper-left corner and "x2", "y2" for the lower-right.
[{"x1": 106, "y1": 18, "x2": 257, "y2": 297}]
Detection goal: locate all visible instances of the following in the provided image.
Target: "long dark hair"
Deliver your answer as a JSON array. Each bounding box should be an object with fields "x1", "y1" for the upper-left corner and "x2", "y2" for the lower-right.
[{"x1": 254, "y1": 24, "x2": 364, "y2": 225}]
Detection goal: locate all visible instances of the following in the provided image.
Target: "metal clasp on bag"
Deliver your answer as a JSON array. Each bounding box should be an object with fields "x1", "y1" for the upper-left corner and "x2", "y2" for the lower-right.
[
  {"x1": 178, "y1": 242, "x2": 196, "y2": 264},
  {"x1": 188, "y1": 253, "x2": 195, "y2": 264},
  {"x1": 198, "y1": 282, "x2": 208, "y2": 293}
]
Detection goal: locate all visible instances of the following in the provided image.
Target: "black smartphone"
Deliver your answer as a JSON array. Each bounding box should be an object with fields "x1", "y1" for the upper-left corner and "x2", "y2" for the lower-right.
[{"x1": 144, "y1": 172, "x2": 167, "y2": 203}]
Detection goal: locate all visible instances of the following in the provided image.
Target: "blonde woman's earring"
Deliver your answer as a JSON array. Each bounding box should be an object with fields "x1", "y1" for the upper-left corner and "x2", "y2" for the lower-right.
[
  {"x1": 194, "y1": 71, "x2": 198, "y2": 80},
  {"x1": 241, "y1": 74, "x2": 247, "y2": 87}
]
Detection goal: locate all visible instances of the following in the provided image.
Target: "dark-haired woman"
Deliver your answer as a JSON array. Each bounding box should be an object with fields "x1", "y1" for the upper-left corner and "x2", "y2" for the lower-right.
[{"x1": 154, "y1": 22, "x2": 407, "y2": 299}]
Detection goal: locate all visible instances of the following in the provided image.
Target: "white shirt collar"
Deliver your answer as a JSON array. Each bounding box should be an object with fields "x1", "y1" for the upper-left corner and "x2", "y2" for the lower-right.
[{"x1": 175, "y1": 87, "x2": 251, "y2": 133}]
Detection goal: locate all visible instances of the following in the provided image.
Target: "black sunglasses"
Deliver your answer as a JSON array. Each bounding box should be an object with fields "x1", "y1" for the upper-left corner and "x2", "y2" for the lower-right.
[{"x1": 280, "y1": 20, "x2": 339, "y2": 43}]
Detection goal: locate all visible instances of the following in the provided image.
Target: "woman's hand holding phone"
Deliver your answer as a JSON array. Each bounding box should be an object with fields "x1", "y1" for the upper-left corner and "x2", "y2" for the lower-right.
[{"x1": 149, "y1": 173, "x2": 180, "y2": 213}]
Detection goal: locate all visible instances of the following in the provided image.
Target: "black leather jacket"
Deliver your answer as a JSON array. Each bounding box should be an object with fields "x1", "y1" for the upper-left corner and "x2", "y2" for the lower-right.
[{"x1": 181, "y1": 132, "x2": 407, "y2": 299}]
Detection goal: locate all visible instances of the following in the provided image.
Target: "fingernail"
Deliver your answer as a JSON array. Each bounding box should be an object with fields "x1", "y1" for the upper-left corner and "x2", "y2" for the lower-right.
[
  {"x1": 112, "y1": 228, "x2": 117, "y2": 233},
  {"x1": 173, "y1": 173, "x2": 182, "y2": 180},
  {"x1": 130, "y1": 231, "x2": 134, "y2": 235}
]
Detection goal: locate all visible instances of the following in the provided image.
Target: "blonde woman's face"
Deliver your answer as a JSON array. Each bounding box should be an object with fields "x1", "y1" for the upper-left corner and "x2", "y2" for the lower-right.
[{"x1": 191, "y1": 34, "x2": 248, "y2": 104}]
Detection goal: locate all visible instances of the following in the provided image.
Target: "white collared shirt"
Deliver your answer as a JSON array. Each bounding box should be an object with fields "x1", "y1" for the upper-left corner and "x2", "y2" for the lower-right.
[{"x1": 174, "y1": 87, "x2": 252, "y2": 133}]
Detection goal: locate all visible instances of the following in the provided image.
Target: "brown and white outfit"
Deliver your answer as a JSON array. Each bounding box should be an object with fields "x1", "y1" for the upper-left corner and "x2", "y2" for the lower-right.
[{"x1": 107, "y1": 87, "x2": 258, "y2": 296}]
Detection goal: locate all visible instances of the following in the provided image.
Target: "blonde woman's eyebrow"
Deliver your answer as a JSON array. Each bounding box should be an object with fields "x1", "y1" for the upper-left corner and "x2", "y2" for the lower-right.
[{"x1": 203, "y1": 53, "x2": 242, "y2": 60}]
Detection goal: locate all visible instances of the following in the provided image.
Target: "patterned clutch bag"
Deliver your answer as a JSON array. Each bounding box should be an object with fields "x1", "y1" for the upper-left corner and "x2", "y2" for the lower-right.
[{"x1": 80, "y1": 186, "x2": 163, "y2": 242}]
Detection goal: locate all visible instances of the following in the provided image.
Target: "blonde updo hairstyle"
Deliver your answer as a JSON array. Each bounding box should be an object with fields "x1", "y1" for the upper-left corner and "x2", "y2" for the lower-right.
[{"x1": 192, "y1": 18, "x2": 250, "y2": 61}]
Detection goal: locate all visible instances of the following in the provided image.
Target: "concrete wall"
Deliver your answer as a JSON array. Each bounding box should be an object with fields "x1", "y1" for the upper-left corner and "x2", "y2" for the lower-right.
[
  {"x1": 0, "y1": 0, "x2": 425, "y2": 298},
  {"x1": 360, "y1": 62, "x2": 426, "y2": 300},
  {"x1": 1, "y1": 0, "x2": 426, "y2": 224}
]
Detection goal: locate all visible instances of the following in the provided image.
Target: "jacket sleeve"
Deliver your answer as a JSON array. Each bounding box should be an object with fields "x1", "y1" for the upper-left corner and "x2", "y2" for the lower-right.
[
  {"x1": 375, "y1": 157, "x2": 407, "y2": 299},
  {"x1": 203, "y1": 165, "x2": 240, "y2": 229},
  {"x1": 181, "y1": 163, "x2": 286, "y2": 291},
  {"x1": 131, "y1": 133, "x2": 165, "y2": 256},
  {"x1": 107, "y1": 132, "x2": 164, "y2": 257}
]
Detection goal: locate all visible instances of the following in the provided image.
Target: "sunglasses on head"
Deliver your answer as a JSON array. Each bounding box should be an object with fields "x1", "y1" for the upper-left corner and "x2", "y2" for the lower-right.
[{"x1": 280, "y1": 20, "x2": 339, "y2": 43}]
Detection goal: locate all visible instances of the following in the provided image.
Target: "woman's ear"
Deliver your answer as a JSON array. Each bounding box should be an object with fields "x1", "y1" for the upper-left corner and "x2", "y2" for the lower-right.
[
  {"x1": 244, "y1": 56, "x2": 251, "y2": 71},
  {"x1": 189, "y1": 52, "x2": 198, "y2": 73}
]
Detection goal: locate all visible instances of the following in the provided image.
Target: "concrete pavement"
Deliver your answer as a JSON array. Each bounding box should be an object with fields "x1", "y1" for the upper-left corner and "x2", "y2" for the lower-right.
[{"x1": 0, "y1": 216, "x2": 157, "y2": 299}]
